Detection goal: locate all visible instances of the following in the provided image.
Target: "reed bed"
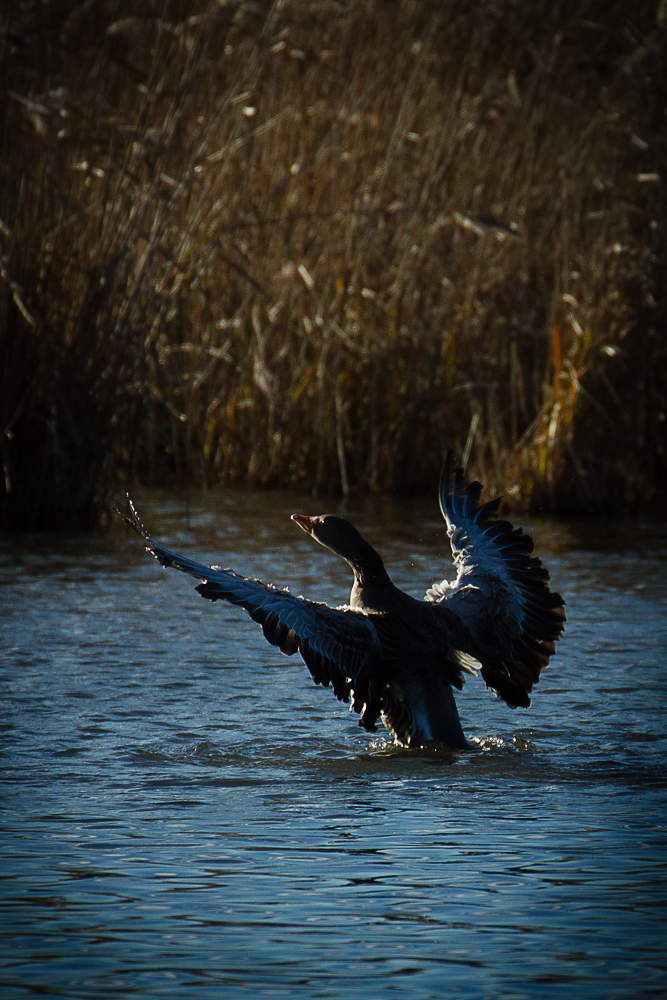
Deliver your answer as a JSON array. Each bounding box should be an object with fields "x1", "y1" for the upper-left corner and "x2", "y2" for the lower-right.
[{"x1": 1, "y1": 0, "x2": 665, "y2": 529}]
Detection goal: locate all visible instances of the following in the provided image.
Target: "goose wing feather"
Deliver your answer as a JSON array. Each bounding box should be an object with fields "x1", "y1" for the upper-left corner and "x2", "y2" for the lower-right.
[
  {"x1": 425, "y1": 455, "x2": 566, "y2": 708},
  {"x1": 117, "y1": 500, "x2": 385, "y2": 728}
]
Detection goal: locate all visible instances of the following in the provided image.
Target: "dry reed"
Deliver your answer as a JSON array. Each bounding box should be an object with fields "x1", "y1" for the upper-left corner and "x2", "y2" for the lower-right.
[{"x1": 1, "y1": 0, "x2": 665, "y2": 529}]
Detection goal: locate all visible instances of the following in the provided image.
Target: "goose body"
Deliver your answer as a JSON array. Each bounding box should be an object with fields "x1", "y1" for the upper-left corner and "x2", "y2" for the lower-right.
[{"x1": 117, "y1": 456, "x2": 565, "y2": 749}]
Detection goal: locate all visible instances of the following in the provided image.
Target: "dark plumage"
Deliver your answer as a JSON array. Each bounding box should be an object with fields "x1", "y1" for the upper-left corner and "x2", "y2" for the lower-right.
[{"x1": 116, "y1": 455, "x2": 565, "y2": 749}]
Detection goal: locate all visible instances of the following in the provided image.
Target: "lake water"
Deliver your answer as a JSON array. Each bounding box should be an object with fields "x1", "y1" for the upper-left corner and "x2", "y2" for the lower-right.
[{"x1": 1, "y1": 488, "x2": 666, "y2": 999}]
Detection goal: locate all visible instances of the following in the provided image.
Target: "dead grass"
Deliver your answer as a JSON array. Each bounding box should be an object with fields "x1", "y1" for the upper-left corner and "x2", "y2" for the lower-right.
[{"x1": 1, "y1": 0, "x2": 665, "y2": 528}]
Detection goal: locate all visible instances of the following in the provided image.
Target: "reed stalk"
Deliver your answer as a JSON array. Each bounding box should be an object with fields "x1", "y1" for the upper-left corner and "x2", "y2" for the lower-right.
[{"x1": 1, "y1": 0, "x2": 665, "y2": 528}]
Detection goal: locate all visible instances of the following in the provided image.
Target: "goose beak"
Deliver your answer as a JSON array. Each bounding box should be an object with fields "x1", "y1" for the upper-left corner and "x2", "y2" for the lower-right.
[{"x1": 291, "y1": 513, "x2": 316, "y2": 534}]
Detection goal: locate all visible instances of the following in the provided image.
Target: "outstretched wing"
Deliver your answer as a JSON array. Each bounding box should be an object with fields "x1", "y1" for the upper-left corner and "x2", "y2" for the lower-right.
[
  {"x1": 425, "y1": 455, "x2": 565, "y2": 708},
  {"x1": 116, "y1": 499, "x2": 385, "y2": 729}
]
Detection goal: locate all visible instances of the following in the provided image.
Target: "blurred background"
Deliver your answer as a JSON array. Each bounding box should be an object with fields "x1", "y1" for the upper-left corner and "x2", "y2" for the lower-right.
[{"x1": 1, "y1": 0, "x2": 665, "y2": 530}]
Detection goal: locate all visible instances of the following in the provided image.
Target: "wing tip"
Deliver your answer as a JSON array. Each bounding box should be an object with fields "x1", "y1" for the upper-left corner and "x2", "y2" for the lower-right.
[
  {"x1": 439, "y1": 450, "x2": 488, "y2": 524},
  {"x1": 438, "y1": 450, "x2": 455, "y2": 519},
  {"x1": 113, "y1": 495, "x2": 146, "y2": 538},
  {"x1": 114, "y1": 496, "x2": 162, "y2": 563}
]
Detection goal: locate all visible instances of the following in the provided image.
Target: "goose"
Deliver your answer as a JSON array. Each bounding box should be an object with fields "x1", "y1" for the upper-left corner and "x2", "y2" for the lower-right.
[{"x1": 116, "y1": 455, "x2": 565, "y2": 749}]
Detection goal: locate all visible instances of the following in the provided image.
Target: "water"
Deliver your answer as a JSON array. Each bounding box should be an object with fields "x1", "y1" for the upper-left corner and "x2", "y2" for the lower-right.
[{"x1": 1, "y1": 488, "x2": 666, "y2": 999}]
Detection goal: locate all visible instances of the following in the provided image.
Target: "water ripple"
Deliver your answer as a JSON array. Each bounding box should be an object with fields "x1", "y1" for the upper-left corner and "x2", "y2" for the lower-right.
[{"x1": 1, "y1": 492, "x2": 666, "y2": 999}]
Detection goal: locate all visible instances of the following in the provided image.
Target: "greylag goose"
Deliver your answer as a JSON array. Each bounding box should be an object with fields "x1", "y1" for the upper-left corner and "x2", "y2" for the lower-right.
[{"x1": 116, "y1": 455, "x2": 565, "y2": 749}]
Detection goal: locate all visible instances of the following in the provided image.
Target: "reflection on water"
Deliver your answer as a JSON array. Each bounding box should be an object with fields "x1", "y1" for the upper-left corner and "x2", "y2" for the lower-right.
[{"x1": 1, "y1": 488, "x2": 666, "y2": 999}]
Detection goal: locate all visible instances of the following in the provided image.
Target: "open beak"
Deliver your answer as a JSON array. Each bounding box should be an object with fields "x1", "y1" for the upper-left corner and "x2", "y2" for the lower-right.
[{"x1": 291, "y1": 513, "x2": 316, "y2": 534}]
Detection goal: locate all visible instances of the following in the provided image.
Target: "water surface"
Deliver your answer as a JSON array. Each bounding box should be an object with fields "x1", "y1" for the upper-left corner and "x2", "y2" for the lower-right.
[{"x1": 1, "y1": 489, "x2": 666, "y2": 999}]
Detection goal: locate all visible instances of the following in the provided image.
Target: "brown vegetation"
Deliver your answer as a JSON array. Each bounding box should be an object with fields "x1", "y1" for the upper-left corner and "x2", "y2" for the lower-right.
[{"x1": 1, "y1": 0, "x2": 666, "y2": 529}]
